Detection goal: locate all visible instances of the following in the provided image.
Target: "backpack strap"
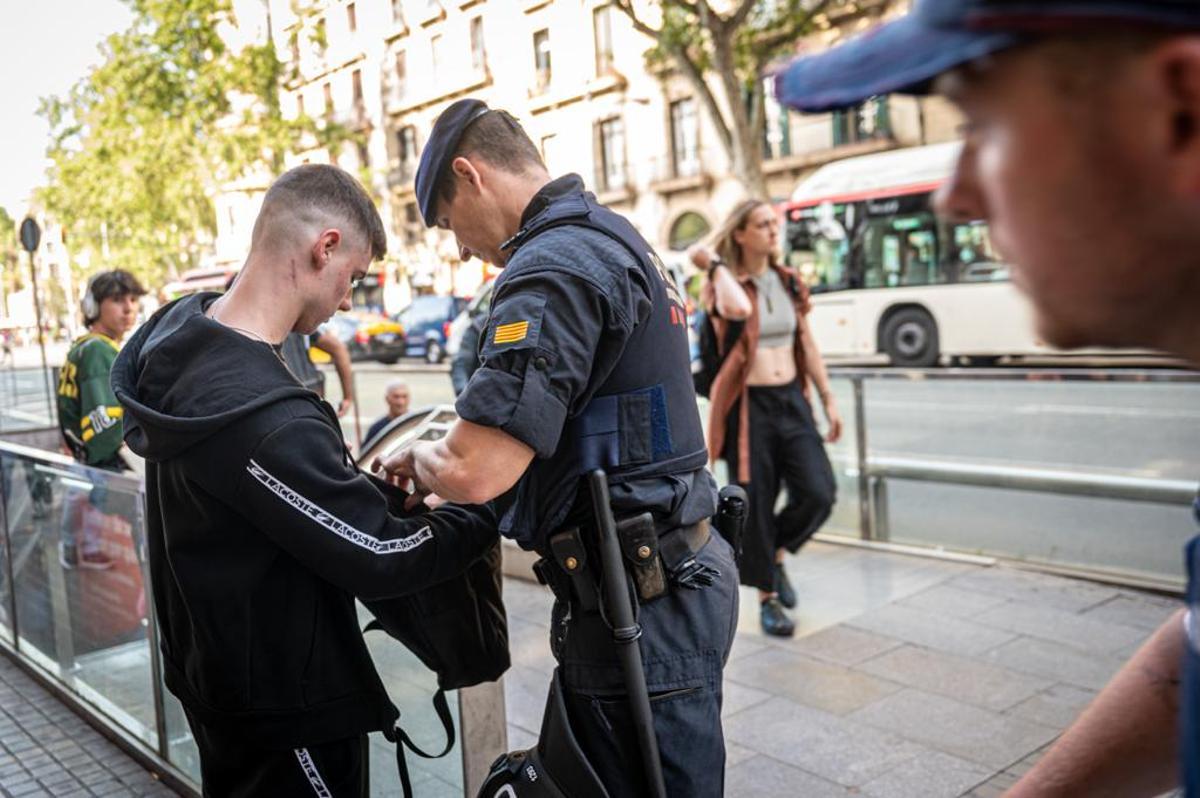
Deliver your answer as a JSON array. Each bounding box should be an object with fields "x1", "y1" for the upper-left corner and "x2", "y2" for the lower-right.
[{"x1": 390, "y1": 688, "x2": 456, "y2": 798}]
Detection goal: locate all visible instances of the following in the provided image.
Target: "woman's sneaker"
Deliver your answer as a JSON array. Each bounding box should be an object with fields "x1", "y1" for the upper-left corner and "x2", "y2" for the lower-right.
[{"x1": 760, "y1": 597, "x2": 795, "y2": 638}]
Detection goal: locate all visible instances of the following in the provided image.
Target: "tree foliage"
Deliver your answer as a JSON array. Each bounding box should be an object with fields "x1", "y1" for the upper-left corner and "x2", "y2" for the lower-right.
[
  {"x1": 612, "y1": 0, "x2": 892, "y2": 197},
  {"x1": 38, "y1": 0, "x2": 349, "y2": 287},
  {"x1": 0, "y1": 206, "x2": 20, "y2": 305}
]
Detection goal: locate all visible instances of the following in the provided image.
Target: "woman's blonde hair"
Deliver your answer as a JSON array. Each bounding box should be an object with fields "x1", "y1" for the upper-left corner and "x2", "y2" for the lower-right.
[{"x1": 710, "y1": 198, "x2": 780, "y2": 273}]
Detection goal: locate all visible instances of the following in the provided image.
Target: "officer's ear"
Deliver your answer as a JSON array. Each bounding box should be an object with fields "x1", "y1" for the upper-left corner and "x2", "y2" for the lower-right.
[
  {"x1": 449, "y1": 156, "x2": 483, "y2": 194},
  {"x1": 1147, "y1": 37, "x2": 1200, "y2": 198}
]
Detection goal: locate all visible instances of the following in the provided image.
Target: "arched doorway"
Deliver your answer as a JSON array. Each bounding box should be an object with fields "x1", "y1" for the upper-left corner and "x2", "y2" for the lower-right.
[{"x1": 667, "y1": 211, "x2": 711, "y2": 251}]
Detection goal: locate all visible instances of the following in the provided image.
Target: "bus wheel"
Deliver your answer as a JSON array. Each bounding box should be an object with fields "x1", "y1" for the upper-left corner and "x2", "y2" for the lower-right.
[{"x1": 882, "y1": 309, "x2": 940, "y2": 367}]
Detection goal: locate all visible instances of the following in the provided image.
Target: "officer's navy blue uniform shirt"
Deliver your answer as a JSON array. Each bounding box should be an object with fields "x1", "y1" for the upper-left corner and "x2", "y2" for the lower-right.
[
  {"x1": 1184, "y1": 492, "x2": 1200, "y2": 795},
  {"x1": 455, "y1": 174, "x2": 717, "y2": 549}
]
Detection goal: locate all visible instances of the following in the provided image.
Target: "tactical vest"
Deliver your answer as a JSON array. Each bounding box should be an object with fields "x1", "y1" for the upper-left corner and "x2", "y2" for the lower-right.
[{"x1": 496, "y1": 189, "x2": 710, "y2": 549}]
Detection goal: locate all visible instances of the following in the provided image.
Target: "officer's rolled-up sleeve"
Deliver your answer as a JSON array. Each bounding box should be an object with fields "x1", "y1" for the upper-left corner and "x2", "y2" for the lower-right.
[{"x1": 456, "y1": 270, "x2": 610, "y2": 458}]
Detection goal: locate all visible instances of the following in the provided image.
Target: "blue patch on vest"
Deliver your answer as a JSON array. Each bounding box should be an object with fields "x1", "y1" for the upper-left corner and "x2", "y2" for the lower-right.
[{"x1": 570, "y1": 385, "x2": 673, "y2": 474}]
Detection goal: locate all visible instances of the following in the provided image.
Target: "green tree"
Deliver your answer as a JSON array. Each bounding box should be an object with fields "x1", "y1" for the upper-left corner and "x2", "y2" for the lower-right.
[
  {"x1": 38, "y1": 0, "x2": 350, "y2": 287},
  {"x1": 613, "y1": 0, "x2": 891, "y2": 197},
  {"x1": 0, "y1": 207, "x2": 20, "y2": 311}
]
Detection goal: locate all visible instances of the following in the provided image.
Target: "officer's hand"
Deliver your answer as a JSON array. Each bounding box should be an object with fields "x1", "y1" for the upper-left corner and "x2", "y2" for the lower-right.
[{"x1": 372, "y1": 446, "x2": 431, "y2": 510}]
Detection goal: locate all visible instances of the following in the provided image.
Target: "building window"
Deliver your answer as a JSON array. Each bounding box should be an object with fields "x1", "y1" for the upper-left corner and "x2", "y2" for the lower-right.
[
  {"x1": 346, "y1": 2, "x2": 357, "y2": 32},
  {"x1": 323, "y1": 82, "x2": 334, "y2": 118},
  {"x1": 296, "y1": 92, "x2": 306, "y2": 118},
  {"x1": 533, "y1": 29, "x2": 551, "y2": 92},
  {"x1": 397, "y1": 125, "x2": 419, "y2": 179},
  {"x1": 431, "y1": 33, "x2": 444, "y2": 82},
  {"x1": 833, "y1": 97, "x2": 890, "y2": 146},
  {"x1": 352, "y1": 69, "x2": 363, "y2": 108},
  {"x1": 762, "y1": 76, "x2": 791, "y2": 160},
  {"x1": 403, "y1": 202, "x2": 421, "y2": 245},
  {"x1": 593, "y1": 6, "x2": 614, "y2": 76},
  {"x1": 392, "y1": 0, "x2": 405, "y2": 24},
  {"x1": 470, "y1": 17, "x2": 487, "y2": 72},
  {"x1": 597, "y1": 117, "x2": 626, "y2": 192},
  {"x1": 395, "y1": 51, "x2": 407, "y2": 98},
  {"x1": 357, "y1": 140, "x2": 370, "y2": 169},
  {"x1": 670, "y1": 98, "x2": 699, "y2": 178},
  {"x1": 290, "y1": 35, "x2": 300, "y2": 66}
]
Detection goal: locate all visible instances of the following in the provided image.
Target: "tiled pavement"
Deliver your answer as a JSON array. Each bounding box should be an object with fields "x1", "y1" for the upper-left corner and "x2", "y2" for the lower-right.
[
  {"x1": 0, "y1": 539, "x2": 1180, "y2": 797},
  {"x1": 0, "y1": 656, "x2": 177, "y2": 798},
  {"x1": 505, "y1": 540, "x2": 1182, "y2": 798}
]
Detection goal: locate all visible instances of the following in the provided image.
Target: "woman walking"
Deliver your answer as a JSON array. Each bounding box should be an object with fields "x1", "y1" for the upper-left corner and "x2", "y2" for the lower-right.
[{"x1": 693, "y1": 199, "x2": 842, "y2": 637}]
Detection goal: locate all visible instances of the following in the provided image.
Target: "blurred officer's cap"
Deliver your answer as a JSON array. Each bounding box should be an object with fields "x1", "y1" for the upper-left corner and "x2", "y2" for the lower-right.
[
  {"x1": 775, "y1": 0, "x2": 1200, "y2": 113},
  {"x1": 415, "y1": 98, "x2": 490, "y2": 227}
]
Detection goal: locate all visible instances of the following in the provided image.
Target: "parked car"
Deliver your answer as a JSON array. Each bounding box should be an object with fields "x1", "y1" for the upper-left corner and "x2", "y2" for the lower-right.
[
  {"x1": 446, "y1": 279, "x2": 495, "y2": 358},
  {"x1": 318, "y1": 312, "x2": 406, "y2": 364},
  {"x1": 394, "y1": 295, "x2": 469, "y2": 364}
]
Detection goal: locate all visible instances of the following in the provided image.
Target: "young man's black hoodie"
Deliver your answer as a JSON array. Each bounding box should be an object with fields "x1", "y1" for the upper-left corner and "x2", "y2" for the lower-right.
[{"x1": 111, "y1": 293, "x2": 498, "y2": 747}]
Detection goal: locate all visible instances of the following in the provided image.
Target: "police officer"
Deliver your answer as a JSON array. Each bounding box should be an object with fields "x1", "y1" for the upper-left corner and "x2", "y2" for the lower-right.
[
  {"x1": 776, "y1": 3, "x2": 1200, "y2": 795},
  {"x1": 375, "y1": 100, "x2": 738, "y2": 797}
]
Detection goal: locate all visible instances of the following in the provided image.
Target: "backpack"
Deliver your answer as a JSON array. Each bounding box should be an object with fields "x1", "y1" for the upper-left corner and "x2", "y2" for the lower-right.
[
  {"x1": 692, "y1": 311, "x2": 744, "y2": 399},
  {"x1": 359, "y1": 474, "x2": 510, "y2": 798}
]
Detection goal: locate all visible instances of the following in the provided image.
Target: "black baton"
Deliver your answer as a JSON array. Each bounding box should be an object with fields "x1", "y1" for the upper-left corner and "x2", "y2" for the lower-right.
[{"x1": 587, "y1": 469, "x2": 667, "y2": 798}]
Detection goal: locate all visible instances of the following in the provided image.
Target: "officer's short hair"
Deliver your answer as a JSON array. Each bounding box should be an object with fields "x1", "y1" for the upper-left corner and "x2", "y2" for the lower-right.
[
  {"x1": 439, "y1": 111, "x2": 545, "y2": 207},
  {"x1": 86, "y1": 270, "x2": 146, "y2": 325},
  {"x1": 255, "y1": 164, "x2": 387, "y2": 261}
]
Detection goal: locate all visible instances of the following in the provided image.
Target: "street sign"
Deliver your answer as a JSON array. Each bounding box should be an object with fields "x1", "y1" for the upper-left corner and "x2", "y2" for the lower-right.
[{"x1": 19, "y1": 217, "x2": 41, "y2": 253}]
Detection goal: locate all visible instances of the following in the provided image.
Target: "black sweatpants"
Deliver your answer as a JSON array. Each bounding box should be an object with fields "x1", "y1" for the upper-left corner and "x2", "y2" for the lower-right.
[
  {"x1": 723, "y1": 380, "x2": 836, "y2": 593},
  {"x1": 185, "y1": 712, "x2": 368, "y2": 798}
]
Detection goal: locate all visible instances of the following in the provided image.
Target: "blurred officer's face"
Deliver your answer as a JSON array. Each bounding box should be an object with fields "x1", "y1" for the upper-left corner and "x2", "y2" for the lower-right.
[
  {"x1": 96, "y1": 294, "x2": 140, "y2": 341},
  {"x1": 934, "y1": 35, "x2": 1200, "y2": 356}
]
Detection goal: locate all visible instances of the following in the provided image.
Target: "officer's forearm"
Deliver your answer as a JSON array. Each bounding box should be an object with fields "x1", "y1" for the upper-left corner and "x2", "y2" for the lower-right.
[
  {"x1": 1006, "y1": 609, "x2": 1184, "y2": 797},
  {"x1": 409, "y1": 419, "x2": 534, "y2": 505}
]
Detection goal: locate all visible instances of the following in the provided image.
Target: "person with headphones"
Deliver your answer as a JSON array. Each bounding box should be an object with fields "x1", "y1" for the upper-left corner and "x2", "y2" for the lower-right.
[{"x1": 56, "y1": 269, "x2": 146, "y2": 568}]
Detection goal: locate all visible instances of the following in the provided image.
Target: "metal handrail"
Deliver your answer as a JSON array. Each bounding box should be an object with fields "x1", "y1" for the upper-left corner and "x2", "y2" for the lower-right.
[
  {"x1": 868, "y1": 455, "x2": 1197, "y2": 505},
  {"x1": 829, "y1": 365, "x2": 1200, "y2": 383}
]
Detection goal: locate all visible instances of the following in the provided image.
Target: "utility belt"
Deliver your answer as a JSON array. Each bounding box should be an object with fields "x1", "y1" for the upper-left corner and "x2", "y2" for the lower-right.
[{"x1": 534, "y1": 514, "x2": 718, "y2": 610}]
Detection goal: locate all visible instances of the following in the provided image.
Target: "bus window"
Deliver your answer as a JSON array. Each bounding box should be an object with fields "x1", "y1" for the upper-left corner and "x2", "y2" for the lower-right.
[
  {"x1": 945, "y1": 221, "x2": 1008, "y2": 282},
  {"x1": 785, "y1": 210, "x2": 850, "y2": 292},
  {"x1": 861, "y1": 212, "x2": 945, "y2": 288}
]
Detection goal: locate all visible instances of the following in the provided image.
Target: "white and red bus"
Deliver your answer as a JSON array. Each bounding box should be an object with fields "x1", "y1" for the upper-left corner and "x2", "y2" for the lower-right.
[{"x1": 781, "y1": 141, "x2": 1050, "y2": 366}]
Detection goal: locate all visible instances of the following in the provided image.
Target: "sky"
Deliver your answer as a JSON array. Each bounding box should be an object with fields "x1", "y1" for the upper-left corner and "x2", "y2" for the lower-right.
[{"x1": 0, "y1": 0, "x2": 133, "y2": 218}]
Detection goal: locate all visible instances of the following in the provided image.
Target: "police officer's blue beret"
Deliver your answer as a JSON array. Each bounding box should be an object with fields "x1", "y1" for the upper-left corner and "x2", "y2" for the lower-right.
[{"x1": 415, "y1": 98, "x2": 490, "y2": 227}]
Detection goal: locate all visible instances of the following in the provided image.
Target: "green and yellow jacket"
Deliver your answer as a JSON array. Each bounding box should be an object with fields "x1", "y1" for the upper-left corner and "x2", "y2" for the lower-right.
[{"x1": 57, "y1": 331, "x2": 124, "y2": 469}]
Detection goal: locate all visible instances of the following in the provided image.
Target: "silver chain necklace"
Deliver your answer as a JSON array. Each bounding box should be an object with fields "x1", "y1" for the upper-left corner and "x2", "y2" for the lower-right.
[{"x1": 207, "y1": 301, "x2": 289, "y2": 368}]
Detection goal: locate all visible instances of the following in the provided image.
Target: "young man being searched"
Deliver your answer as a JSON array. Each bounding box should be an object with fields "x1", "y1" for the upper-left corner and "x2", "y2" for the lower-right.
[
  {"x1": 112, "y1": 165, "x2": 499, "y2": 796},
  {"x1": 777, "y1": 2, "x2": 1200, "y2": 795}
]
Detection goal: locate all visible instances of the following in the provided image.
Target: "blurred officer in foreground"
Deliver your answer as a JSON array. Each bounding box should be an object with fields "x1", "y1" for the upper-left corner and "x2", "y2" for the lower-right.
[
  {"x1": 111, "y1": 164, "x2": 498, "y2": 796},
  {"x1": 376, "y1": 100, "x2": 737, "y2": 797},
  {"x1": 777, "y1": 2, "x2": 1200, "y2": 795}
]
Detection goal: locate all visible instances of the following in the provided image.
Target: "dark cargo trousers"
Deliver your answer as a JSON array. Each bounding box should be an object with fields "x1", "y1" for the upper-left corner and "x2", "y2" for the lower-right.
[{"x1": 550, "y1": 531, "x2": 740, "y2": 798}]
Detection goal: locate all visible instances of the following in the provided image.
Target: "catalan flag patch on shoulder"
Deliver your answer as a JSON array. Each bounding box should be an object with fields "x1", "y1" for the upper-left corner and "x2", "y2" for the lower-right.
[{"x1": 493, "y1": 321, "x2": 529, "y2": 345}]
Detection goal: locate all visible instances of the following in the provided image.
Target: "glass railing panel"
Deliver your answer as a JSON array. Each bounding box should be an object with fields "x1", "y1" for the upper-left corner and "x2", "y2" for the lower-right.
[
  {"x1": 0, "y1": 460, "x2": 13, "y2": 643},
  {"x1": 0, "y1": 367, "x2": 57, "y2": 433},
  {"x1": 162, "y1": 682, "x2": 202, "y2": 784},
  {"x1": 823, "y1": 378, "x2": 861, "y2": 537},
  {"x1": 359, "y1": 603, "x2": 464, "y2": 798},
  {"x1": 1, "y1": 450, "x2": 158, "y2": 748}
]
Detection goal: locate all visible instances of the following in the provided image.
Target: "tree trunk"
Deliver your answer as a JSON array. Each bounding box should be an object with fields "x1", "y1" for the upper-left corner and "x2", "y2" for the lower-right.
[{"x1": 708, "y1": 32, "x2": 768, "y2": 198}]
